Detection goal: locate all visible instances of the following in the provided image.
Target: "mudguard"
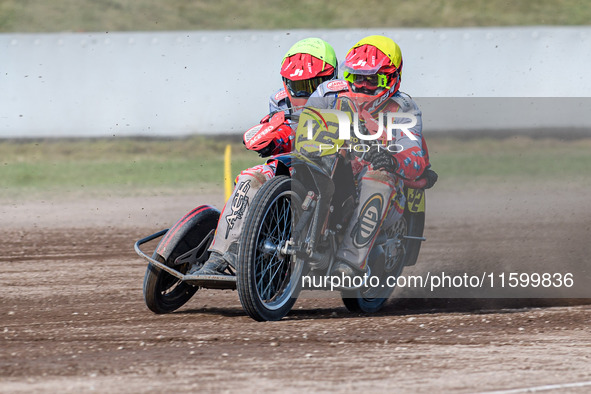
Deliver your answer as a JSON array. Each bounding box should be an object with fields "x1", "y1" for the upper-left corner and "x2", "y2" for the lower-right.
[
  {"x1": 155, "y1": 205, "x2": 220, "y2": 262},
  {"x1": 266, "y1": 153, "x2": 292, "y2": 177}
]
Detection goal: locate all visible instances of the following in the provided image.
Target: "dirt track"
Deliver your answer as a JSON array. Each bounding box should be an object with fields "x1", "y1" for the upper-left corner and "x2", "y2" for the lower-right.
[{"x1": 1, "y1": 185, "x2": 590, "y2": 393}]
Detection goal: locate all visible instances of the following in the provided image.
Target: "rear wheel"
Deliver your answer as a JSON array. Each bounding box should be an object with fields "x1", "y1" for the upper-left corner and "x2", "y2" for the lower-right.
[
  {"x1": 402, "y1": 210, "x2": 425, "y2": 267},
  {"x1": 341, "y1": 220, "x2": 404, "y2": 314},
  {"x1": 342, "y1": 202, "x2": 425, "y2": 313},
  {"x1": 237, "y1": 176, "x2": 305, "y2": 321}
]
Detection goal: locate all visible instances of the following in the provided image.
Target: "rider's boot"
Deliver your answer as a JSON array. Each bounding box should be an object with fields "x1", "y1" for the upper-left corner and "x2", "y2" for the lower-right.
[
  {"x1": 188, "y1": 251, "x2": 229, "y2": 276},
  {"x1": 187, "y1": 242, "x2": 238, "y2": 276}
]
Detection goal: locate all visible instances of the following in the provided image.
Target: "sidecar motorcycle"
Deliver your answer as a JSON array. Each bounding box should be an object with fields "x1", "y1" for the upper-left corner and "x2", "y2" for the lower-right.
[{"x1": 135, "y1": 107, "x2": 429, "y2": 321}]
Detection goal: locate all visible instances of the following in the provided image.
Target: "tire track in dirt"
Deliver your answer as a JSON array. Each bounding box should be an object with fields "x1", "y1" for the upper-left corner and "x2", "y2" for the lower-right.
[{"x1": 1, "y1": 187, "x2": 590, "y2": 393}]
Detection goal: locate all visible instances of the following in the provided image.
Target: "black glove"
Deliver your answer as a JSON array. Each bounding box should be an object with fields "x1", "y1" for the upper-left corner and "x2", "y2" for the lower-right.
[
  {"x1": 365, "y1": 149, "x2": 397, "y2": 172},
  {"x1": 255, "y1": 140, "x2": 276, "y2": 157},
  {"x1": 422, "y1": 168, "x2": 439, "y2": 189}
]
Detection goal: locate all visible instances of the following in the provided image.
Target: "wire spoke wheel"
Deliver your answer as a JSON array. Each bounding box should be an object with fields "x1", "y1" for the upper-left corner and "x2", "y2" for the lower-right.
[
  {"x1": 238, "y1": 176, "x2": 305, "y2": 321},
  {"x1": 254, "y1": 194, "x2": 293, "y2": 307}
]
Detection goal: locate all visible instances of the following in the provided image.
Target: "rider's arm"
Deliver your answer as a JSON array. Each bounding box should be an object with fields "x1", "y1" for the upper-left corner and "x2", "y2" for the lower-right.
[
  {"x1": 390, "y1": 99, "x2": 428, "y2": 181},
  {"x1": 243, "y1": 89, "x2": 294, "y2": 157}
]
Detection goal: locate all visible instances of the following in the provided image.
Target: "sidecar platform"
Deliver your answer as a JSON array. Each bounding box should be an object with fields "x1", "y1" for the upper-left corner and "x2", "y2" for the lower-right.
[
  {"x1": 134, "y1": 230, "x2": 236, "y2": 290},
  {"x1": 184, "y1": 274, "x2": 236, "y2": 290}
]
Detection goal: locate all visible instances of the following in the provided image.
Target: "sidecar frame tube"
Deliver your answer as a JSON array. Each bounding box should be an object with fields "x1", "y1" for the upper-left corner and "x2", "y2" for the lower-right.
[{"x1": 134, "y1": 229, "x2": 185, "y2": 280}]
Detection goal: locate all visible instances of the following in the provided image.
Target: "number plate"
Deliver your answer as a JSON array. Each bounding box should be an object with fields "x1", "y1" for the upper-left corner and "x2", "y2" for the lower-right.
[
  {"x1": 406, "y1": 188, "x2": 425, "y2": 213},
  {"x1": 295, "y1": 108, "x2": 345, "y2": 157}
]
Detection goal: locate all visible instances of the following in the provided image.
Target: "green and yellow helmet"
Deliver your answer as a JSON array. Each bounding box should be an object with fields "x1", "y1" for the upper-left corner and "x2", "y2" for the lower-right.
[{"x1": 280, "y1": 38, "x2": 338, "y2": 106}]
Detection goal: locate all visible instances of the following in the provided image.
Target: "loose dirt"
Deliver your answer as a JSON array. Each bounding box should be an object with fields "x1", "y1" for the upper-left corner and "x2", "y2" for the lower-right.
[{"x1": 1, "y1": 185, "x2": 590, "y2": 393}]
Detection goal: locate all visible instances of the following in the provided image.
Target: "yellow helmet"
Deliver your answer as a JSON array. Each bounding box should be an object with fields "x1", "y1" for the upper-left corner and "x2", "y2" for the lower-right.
[{"x1": 342, "y1": 35, "x2": 403, "y2": 99}]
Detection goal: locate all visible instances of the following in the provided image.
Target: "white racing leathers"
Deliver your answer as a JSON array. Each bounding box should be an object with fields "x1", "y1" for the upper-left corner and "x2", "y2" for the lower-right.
[
  {"x1": 208, "y1": 88, "x2": 292, "y2": 266},
  {"x1": 307, "y1": 81, "x2": 428, "y2": 271}
]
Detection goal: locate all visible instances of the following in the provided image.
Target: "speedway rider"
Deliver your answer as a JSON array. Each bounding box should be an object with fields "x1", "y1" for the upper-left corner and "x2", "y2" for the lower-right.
[
  {"x1": 189, "y1": 37, "x2": 339, "y2": 276},
  {"x1": 306, "y1": 35, "x2": 438, "y2": 281}
]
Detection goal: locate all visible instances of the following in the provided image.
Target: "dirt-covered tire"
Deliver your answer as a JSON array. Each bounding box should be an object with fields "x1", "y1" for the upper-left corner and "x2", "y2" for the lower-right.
[
  {"x1": 237, "y1": 175, "x2": 306, "y2": 321},
  {"x1": 143, "y1": 207, "x2": 219, "y2": 314},
  {"x1": 143, "y1": 253, "x2": 198, "y2": 314},
  {"x1": 342, "y1": 294, "x2": 389, "y2": 314},
  {"x1": 341, "y1": 254, "x2": 402, "y2": 314},
  {"x1": 342, "y1": 199, "x2": 425, "y2": 314},
  {"x1": 402, "y1": 209, "x2": 425, "y2": 267}
]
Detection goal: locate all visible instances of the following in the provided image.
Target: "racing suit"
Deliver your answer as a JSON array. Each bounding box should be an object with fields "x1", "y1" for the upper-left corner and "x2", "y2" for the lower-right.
[
  {"x1": 208, "y1": 87, "x2": 294, "y2": 266},
  {"x1": 307, "y1": 80, "x2": 429, "y2": 271}
]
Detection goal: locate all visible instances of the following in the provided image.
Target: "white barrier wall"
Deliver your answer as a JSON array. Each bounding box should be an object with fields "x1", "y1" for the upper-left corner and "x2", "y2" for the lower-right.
[{"x1": 1, "y1": 27, "x2": 591, "y2": 138}]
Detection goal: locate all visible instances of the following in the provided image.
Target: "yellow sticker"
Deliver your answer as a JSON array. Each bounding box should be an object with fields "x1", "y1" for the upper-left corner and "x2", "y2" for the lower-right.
[
  {"x1": 294, "y1": 107, "x2": 346, "y2": 157},
  {"x1": 406, "y1": 188, "x2": 425, "y2": 213}
]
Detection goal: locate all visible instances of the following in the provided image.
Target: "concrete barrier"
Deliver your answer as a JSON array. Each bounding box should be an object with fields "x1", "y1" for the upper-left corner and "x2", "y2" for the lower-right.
[{"x1": 2, "y1": 27, "x2": 590, "y2": 138}]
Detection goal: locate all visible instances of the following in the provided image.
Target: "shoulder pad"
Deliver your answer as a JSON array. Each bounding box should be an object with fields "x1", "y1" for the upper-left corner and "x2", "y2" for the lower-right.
[
  {"x1": 314, "y1": 79, "x2": 349, "y2": 97},
  {"x1": 392, "y1": 91, "x2": 418, "y2": 112},
  {"x1": 269, "y1": 87, "x2": 289, "y2": 113},
  {"x1": 274, "y1": 88, "x2": 288, "y2": 102}
]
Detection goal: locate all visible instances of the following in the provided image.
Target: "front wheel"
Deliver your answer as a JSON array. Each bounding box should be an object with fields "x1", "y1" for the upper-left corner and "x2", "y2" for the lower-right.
[{"x1": 237, "y1": 175, "x2": 305, "y2": 321}]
